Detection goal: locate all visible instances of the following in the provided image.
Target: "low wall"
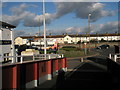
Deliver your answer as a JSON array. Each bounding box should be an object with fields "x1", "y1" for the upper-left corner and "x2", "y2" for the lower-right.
[{"x1": 2, "y1": 57, "x2": 67, "y2": 89}]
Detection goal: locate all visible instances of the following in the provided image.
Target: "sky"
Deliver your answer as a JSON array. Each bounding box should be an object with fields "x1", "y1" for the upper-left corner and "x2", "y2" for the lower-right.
[{"x1": 1, "y1": 1, "x2": 119, "y2": 36}]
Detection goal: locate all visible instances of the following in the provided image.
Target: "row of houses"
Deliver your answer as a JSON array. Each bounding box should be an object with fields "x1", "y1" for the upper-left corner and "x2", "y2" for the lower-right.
[{"x1": 15, "y1": 33, "x2": 120, "y2": 46}]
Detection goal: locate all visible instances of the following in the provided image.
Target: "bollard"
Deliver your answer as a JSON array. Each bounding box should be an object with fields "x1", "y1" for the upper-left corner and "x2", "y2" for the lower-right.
[
  {"x1": 81, "y1": 58, "x2": 84, "y2": 62},
  {"x1": 20, "y1": 56, "x2": 23, "y2": 63},
  {"x1": 11, "y1": 56, "x2": 14, "y2": 63},
  {"x1": 48, "y1": 55, "x2": 51, "y2": 59},
  {"x1": 109, "y1": 54, "x2": 112, "y2": 59},
  {"x1": 114, "y1": 55, "x2": 117, "y2": 62},
  {"x1": 62, "y1": 54, "x2": 64, "y2": 58},
  {"x1": 16, "y1": 54, "x2": 18, "y2": 63},
  {"x1": 33, "y1": 54, "x2": 35, "y2": 61}
]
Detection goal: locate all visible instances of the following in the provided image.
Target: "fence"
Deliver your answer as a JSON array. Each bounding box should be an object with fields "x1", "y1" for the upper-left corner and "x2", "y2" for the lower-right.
[
  {"x1": 1, "y1": 57, "x2": 67, "y2": 89},
  {"x1": 1, "y1": 54, "x2": 64, "y2": 64}
]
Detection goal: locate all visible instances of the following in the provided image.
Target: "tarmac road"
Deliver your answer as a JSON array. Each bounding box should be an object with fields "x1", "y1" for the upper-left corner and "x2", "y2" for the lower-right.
[{"x1": 59, "y1": 46, "x2": 120, "y2": 89}]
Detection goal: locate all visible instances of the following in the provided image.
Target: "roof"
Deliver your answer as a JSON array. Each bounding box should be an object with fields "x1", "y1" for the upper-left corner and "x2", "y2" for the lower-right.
[
  {"x1": 21, "y1": 35, "x2": 66, "y2": 39},
  {"x1": 19, "y1": 33, "x2": 120, "y2": 39},
  {"x1": 0, "y1": 21, "x2": 16, "y2": 28},
  {"x1": 69, "y1": 34, "x2": 120, "y2": 37}
]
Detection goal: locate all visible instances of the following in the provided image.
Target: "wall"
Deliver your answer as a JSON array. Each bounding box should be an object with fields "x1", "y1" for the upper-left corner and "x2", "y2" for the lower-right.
[
  {"x1": 2, "y1": 57, "x2": 67, "y2": 89},
  {"x1": 0, "y1": 28, "x2": 12, "y2": 62},
  {"x1": 2, "y1": 28, "x2": 11, "y2": 40}
]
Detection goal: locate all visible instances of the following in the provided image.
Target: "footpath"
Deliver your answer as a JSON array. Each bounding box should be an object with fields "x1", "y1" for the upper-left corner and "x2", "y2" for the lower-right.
[{"x1": 31, "y1": 52, "x2": 100, "y2": 89}]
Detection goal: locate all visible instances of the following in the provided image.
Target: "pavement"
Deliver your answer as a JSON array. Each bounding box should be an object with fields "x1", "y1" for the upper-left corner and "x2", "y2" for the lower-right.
[{"x1": 31, "y1": 47, "x2": 120, "y2": 90}]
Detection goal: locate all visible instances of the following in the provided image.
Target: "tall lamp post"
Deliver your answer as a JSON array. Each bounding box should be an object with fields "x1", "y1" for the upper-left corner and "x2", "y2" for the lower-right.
[
  {"x1": 88, "y1": 13, "x2": 91, "y2": 52},
  {"x1": 43, "y1": 0, "x2": 47, "y2": 59}
]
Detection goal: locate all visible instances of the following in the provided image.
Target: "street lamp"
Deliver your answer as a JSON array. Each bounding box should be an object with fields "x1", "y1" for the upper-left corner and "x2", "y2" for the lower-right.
[
  {"x1": 43, "y1": 0, "x2": 47, "y2": 59},
  {"x1": 88, "y1": 13, "x2": 91, "y2": 52}
]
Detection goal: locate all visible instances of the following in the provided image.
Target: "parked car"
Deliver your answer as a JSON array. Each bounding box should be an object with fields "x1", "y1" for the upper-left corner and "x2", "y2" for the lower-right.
[{"x1": 96, "y1": 44, "x2": 110, "y2": 49}]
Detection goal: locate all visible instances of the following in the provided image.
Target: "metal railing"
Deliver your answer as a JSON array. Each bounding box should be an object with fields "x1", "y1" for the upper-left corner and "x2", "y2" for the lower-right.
[
  {"x1": 109, "y1": 53, "x2": 120, "y2": 62},
  {"x1": 1, "y1": 54, "x2": 64, "y2": 64},
  {"x1": 34, "y1": 54, "x2": 64, "y2": 60}
]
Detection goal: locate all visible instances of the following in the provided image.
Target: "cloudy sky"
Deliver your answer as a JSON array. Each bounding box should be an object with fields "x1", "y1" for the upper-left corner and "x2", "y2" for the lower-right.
[{"x1": 1, "y1": 1, "x2": 119, "y2": 36}]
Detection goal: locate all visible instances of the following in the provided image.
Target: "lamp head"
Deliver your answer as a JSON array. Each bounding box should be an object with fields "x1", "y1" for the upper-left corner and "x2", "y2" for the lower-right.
[{"x1": 89, "y1": 13, "x2": 91, "y2": 16}]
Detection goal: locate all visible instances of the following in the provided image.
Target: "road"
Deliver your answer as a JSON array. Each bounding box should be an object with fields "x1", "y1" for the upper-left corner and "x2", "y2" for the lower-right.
[{"x1": 56, "y1": 46, "x2": 120, "y2": 89}]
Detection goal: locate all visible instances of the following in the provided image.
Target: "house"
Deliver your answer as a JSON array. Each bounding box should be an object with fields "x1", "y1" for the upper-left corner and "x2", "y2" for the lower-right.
[
  {"x1": 0, "y1": 21, "x2": 16, "y2": 62},
  {"x1": 64, "y1": 35, "x2": 73, "y2": 44},
  {"x1": 14, "y1": 33, "x2": 120, "y2": 46},
  {"x1": 15, "y1": 37, "x2": 28, "y2": 45}
]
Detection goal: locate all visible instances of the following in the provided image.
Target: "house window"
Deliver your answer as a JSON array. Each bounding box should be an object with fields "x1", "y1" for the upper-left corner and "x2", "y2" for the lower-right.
[{"x1": 4, "y1": 53, "x2": 9, "y2": 61}]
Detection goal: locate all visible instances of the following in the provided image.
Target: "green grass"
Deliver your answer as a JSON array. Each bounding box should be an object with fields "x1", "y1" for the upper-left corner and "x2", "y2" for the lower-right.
[
  {"x1": 58, "y1": 49, "x2": 94, "y2": 58},
  {"x1": 58, "y1": 46, "x2": 96, "y2": 58}
]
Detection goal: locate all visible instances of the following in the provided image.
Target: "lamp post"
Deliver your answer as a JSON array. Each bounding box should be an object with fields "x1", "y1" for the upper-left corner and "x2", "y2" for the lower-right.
[
  {"x1": 43, "y1": 0, "x2": 47, "y2": 59},
  {"x1": 88, "y1": 13, "x2": 91, "y2": 52}
]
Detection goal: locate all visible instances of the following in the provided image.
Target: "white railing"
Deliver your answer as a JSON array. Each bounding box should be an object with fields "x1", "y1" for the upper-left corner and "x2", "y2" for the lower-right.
[
  {"x1": 34, "y1": 54, "x2": 64, "y2": 60},
  {"x1": 109, "y1": 53, "x2": 120, "y2": 62},
  {"x1": 1, "y1": 54, "x2": 64, "y2": 64}
]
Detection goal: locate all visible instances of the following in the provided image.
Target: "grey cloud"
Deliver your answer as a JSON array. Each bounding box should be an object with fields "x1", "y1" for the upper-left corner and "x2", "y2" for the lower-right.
[
  {"x1": 54, "y1": 2, "x2": 114, "y2": 22},
  {"x1": 2, "y1": 2, "x2": 115, "y2": 27},
  {"x1": 95, "y1": 21, "x2": 118, "y2": 33},
  {"x1": 65, "y1": 26, "x2": 81, "y2": 34},
  {"x1": 65, "y1": 21, "x2": 118, "y2": 34},
  {"x1": 2, "y1": 3, "x2": 54, "y2": 27},
  {"x1": 10, "y1": 3, "x2": 28, "y2": 15}
]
